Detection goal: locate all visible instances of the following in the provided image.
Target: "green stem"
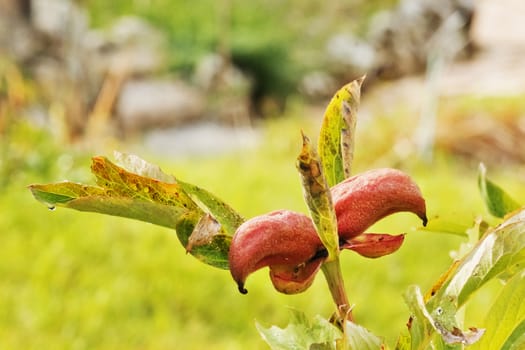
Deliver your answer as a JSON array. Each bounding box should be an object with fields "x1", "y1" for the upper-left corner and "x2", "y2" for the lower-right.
[{"x1": 321, "y1": 257, "x2": 353, "y2": 323}]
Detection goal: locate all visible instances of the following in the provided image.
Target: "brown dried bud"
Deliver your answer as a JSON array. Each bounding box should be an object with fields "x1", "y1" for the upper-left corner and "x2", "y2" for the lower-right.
[
  {"x1": 228, "y1": 210, "x2": 323, "y2": 294},
  {"x1": 331, "y1": 168, "x2": 427, "y2": 240}
]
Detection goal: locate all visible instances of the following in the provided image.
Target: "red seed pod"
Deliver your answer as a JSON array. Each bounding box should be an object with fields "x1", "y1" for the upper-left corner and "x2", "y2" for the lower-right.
[
  {"x1": 228, "y1": 210, "x2": 322, "y2": 294},
  {"x1": 331, "y1": 168, "x2": 427, "y2": 240},
  {"x1": 341, "y1": 233, "x2": 405, "y2": 258},
  {"x1": 269, "y1": 257, "x2": 324, "y2": 294}
]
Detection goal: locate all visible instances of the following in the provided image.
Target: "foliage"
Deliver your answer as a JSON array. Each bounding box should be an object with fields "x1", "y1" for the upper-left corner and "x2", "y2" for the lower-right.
[
  {"x1": 30, "y1": 152, "x2": 244, "y2": 269},
  {"x1": 470, "y1": 271, "x2": 525, "y2": 350},
  {"x1": 26, "y1": 77, "x2": 525, "y2": 350},
  {"x1": 317, "y1": 78, "x2": 363, "y2": 187},
  {"x1": 256, "y1": 309, "x2": 341, "y2": 350},
  {"x1": 478, "y1": 163, "x2": 520, "y2": 218},
  {"x1": 297, "y1": 133, "x2": 339, "y2": 262},
  {"x1": 397, "y1": 166, "x2": 525, "y2": 350}
]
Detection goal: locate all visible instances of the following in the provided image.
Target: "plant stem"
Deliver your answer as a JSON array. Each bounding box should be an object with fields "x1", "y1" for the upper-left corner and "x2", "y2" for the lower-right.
[{"x1": 321, "y1": 257, "x2": 353, "y2": 323}]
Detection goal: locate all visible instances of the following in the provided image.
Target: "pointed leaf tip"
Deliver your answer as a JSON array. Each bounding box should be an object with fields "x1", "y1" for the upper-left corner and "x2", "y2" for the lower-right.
[
  {"x1": 478, "y1": 163, "x2": 520, "y2": 218},
  {"x1": 29, "y1": 153, "x2": 243, "y2": 270},
  {"x1": 318, "y1": 78, "x2": 363, "y2": 187}
]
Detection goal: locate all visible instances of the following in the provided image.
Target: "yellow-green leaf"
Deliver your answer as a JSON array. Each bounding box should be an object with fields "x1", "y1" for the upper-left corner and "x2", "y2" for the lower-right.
[
  {"x1": 318, "y1": 76, "x2": 363, "y2": 187},
  {"x1": 296, "y1": 133, "x2": 339, "y2": 261},
  {"x1": 178, "y1": 180, "x2": 245, "y2": 236},
  {"x1": 403, "y1": 285, "x2": 484, "y2": 350},
  {"x1": 256, "y1": 309, "x2": 341, "y2": 350},
  {"x1": 343, "y1": 319, "x2": 384, "y2": 350},
  {"x1": 29, "y1": 154, "x2": 244, "y2": 270},
  {"x1": 29, "y1": 182, "x2": 189, "y2": 230},
  {"x1": 405, "y1": 209, "x2": 525, "y2": 348},
  {"x1": 471, "y1": 272, "x2": 525, "y2": 350},
  {"x1": 478, "y1": 163, "x2": 521, "y2": 218},
  {"x1": 501, "y1": 320, "x2": 525, "y2": 350}
]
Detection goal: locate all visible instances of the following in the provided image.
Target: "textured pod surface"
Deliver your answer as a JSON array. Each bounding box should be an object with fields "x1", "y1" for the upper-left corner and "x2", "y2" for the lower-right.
[
  {"x1": 331, "y1": 168, "x2": 427, "y2": 240},
  {"x1": 341, "y1": 233, "x2": 405, "y2": 258},
  {"x1": 269, "y1": 257, "x2": 324, "y2": 294},
  {"x1": 228, "y1": 210, "x2": 322, "y2": 294}
]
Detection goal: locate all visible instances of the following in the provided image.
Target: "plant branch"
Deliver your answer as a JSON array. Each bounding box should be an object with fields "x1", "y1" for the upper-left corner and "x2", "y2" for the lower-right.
[{"x1": 321, "y1": 257, "x2": 353, "y2": 323}]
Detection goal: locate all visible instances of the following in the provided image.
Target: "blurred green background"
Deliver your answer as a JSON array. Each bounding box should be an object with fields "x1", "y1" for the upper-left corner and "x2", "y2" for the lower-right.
[{"x1": 2, "y1": 0, "x2": 525, "y2": 349}]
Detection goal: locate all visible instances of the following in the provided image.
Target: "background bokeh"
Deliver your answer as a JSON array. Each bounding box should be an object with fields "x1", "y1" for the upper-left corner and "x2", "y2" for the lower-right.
[{"x1": 1, "y1": 0, "x2": 525, "y2": 348}]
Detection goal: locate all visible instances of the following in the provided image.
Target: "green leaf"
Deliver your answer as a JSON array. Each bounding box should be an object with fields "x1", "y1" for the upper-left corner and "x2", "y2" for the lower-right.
[
  {"x1": 30, "y1": 182, "x2": 104, "y2": 207},
  {"x1": 296, "y1": 133, "x2": 339, "y2": 261},
  {"x1": 342, "y1": 321, "x2": 384, "y2": 350},
  {"x1": 90, "y1": 156, "x2": 197, "y2": 210},
  {"x1": 430, "y1": 209, "x2": 525, "y2": 308},
  {"x1": 478, "y1": 163, "x2": 520, "y2": 218},
  {"x1": 256, "y1": 309, "x2": 341, "y2": 350},
  {"x1": 395, "y1": 333, "x2": 411, "y2": 350},
  {"x1": 177, "y1": 180, "x2": 245, "y2": 236},
  {"x1": 404, "y1": 209, "x2": 525, "y2": 348},
  {"x1": 419, "y1": 216, "x2": 471, "y2": 238},
  {"x1": 403, "y1": 285, "x2": 484, "y2": 350},
  {"x1": 29, "y1": 182, "x2": 189, "y2": 229},
  {"x1": 29, "y1": 154, "x2": 244, "y2": 270},
  {"x1": 115, "y1": 151, "x2": 244, "y2": 235},
  {"x1": 318, "y1": 77, "x2": 363, "y2": 187},
  {"x1": 471, "y1": 271, "x2": 525, "y2": 350},
  {"x1": 403, "y1": 285, "x2": 435, "y2": 350},
  {"x1": 501, "y1": 319, "x2": 525, "y2": 350}
]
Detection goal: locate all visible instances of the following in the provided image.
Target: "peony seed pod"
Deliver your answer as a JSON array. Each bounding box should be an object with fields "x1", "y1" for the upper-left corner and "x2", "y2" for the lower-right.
[
  {"x1": 331, "y1": 168, "x2": 427, "y2": 240},
  {"x1": 228, "y1": 210, "x2": 323, "y2": 294},
  {"x1": 341, "y1": 233, "x2": 405, "y2": 258},
  {"x1": 269, "y1": 257, "x2": 324, "y2": 294}
]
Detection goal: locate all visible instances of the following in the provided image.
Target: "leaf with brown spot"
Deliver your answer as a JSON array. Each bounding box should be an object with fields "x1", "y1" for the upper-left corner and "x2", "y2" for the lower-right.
[
  {"x1": 318, "y1": 76, "x2": 364, "y2": 186},
  {"x1": 297, "y1": 133, "x2": 339, "y2": 261},
  {"x1": 29, "y1": 154, "x2": 243, "y2": 270}
]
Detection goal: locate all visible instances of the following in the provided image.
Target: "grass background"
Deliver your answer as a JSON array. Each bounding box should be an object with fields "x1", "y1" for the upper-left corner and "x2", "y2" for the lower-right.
[{"x1": 2, "y1": 95, "x2": 525, "y2": 349}]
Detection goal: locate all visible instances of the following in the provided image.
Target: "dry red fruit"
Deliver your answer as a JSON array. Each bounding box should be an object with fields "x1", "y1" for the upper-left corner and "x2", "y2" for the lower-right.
[
  {"x1": 331, "y1": 168, "x2": 427, "y2": 240},
  {"x1": 269, "y1": 257, "x2": 324, "y2": 294},
  {"x1": 228, "y1": 210, "x2": 323, "y2": 294},
  {"x1": 228, "y1": 168, "x2": 428, "y2": 294},
  {"x1": 341, "y1": 233, "x2": 405, "y2": 258}
]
